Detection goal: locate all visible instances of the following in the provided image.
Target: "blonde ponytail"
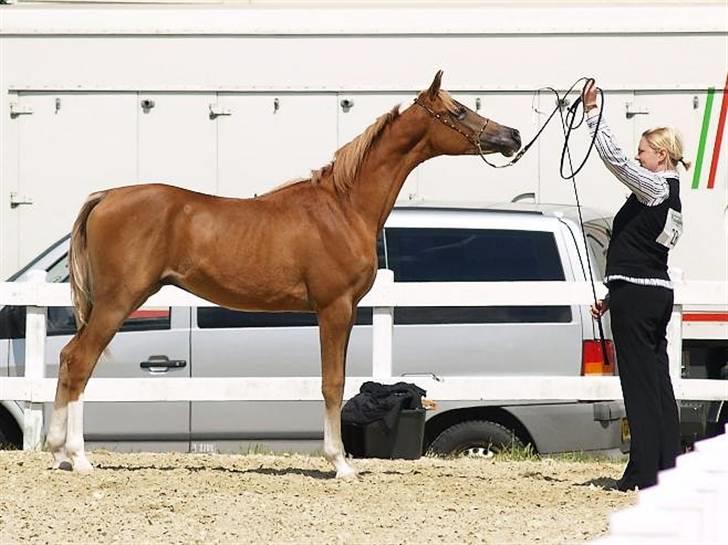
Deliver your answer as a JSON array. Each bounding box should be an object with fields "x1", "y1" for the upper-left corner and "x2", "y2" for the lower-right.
[{"x1": 679, "y1": 157, "x2": 693, "y2": 171}]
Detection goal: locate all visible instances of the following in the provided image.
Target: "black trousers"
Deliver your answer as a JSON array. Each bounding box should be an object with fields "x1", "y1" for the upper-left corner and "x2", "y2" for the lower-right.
[{"x1": 609, "y1": 281, "x2": 681, "y2": 490}]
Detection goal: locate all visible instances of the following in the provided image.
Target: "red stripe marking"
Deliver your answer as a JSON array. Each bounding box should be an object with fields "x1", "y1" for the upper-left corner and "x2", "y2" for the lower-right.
[
  {"x1": 683, "y1": 312, "x2": 728, "y2": 322},
  {"x1": 707, "y1": 73, "x2": 728, "y2": 189},
  {"x1": 129, "y1": 309, "x2": 170, "y2": 319}
]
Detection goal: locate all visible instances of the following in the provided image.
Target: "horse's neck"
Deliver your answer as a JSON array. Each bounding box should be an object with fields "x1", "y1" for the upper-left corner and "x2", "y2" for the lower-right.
[{"x1": 350, "y1": 111, "x2": 431, "y2": 232}]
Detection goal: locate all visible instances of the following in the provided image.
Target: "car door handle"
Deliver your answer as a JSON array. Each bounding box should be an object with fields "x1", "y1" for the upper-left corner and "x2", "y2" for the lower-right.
[
  {"x1": 140, "y1": 356, "x2": 187, "y2": 370},
  {"x1": 401, "y1": 372, "x2": 443, "y2": 382}
]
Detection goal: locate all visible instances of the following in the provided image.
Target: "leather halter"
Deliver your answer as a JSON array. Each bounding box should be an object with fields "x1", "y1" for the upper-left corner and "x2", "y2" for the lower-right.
[
  {"x1": 412, "y1": 96, "x2": 512, "y2": 167},
  {"x1": 412, "y1": 97, "x2": 489, "y2": 154}
]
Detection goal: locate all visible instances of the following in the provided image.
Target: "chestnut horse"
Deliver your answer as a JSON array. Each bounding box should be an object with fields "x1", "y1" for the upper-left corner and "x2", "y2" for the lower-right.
[{"x1": 47, "y1": 71, "x2": 521, "y2": 478}]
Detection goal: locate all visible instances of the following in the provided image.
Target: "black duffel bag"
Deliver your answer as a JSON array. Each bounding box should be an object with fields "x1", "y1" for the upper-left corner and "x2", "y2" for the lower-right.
[{"x1": 341, "y1": 381, "x2": 426, "y2": 459}]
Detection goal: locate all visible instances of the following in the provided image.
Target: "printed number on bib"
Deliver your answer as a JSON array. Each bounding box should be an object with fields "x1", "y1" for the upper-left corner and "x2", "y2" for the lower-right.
[{"x1": 656, "y1": 208, "x2": 683, "y2": 249}]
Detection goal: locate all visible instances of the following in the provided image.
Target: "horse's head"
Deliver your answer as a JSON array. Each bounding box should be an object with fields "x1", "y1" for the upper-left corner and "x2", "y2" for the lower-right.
[{"x1": 414, "y1": 70, "x2": 521, "y2": 158}]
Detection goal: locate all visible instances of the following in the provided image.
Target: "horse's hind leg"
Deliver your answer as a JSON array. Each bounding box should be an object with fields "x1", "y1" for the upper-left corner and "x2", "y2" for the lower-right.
[
  {"x1": 48, "y1": 298, "x2": 135, "y2": 472},
  {"x1": 47, "y1": 336, "x2": 78, "y2": 469},
  {"x1": 318, "y1": 298, "x2": 357, "y2": 479}
]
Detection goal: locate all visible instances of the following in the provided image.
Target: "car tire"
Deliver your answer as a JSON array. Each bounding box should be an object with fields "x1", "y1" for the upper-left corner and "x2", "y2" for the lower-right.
[
  {"x1": 427, "y1": 420, "x2": 525, "y2": 457},
  {"x1": 0, "y1": 416, "x2": 21, "y2": 450}
]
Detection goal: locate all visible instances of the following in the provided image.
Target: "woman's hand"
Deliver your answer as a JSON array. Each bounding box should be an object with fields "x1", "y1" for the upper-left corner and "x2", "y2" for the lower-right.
[
  {"x1": 591, "y1": 298, "x2": 609, "y2": 318},
  {"x1": 582, "y1": 79, "x2": 599, "y2": 111}
]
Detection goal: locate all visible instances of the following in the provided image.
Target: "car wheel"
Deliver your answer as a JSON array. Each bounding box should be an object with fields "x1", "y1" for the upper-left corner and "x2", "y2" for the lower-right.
[
  {"x1": 0, "y1": 417, "x2": 21, "y2": 450},
  {"x1": 427, "y1": 420, "x2": 524, "y2": 458}
]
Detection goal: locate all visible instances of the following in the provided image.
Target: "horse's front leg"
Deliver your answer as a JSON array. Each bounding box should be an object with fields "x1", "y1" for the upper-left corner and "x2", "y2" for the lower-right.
[{"x1": 317, "y1": 298, "x2": 357, "y2": 479}]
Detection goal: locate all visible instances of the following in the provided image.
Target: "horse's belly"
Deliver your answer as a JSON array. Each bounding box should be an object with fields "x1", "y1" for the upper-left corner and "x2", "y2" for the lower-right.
[{"x1": 176, "y1": 273, "x2": 311, "y2": 312}]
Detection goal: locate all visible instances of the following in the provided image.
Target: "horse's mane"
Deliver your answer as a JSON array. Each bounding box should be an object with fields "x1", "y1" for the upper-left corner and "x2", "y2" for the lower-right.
[
  {"x1": 260, "y1": 177, "x2": 311, "y2": 196},
  {"x1": 262, "y1": 90, "x2": 458, "y2": 197},
  {"x1": 311, "y1": 104, "x2": 401, "y2": 194}
]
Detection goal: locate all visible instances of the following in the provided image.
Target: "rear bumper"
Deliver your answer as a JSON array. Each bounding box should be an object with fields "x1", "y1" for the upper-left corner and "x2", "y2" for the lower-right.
[{"x1": 509, "y1": 401, "x2": 627, "y2": 454}]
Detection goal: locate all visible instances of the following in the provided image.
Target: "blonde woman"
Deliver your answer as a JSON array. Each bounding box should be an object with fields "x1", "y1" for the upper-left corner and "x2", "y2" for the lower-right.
[{"x1": 583, "y1": 80, "x2": 690, "y2": 491}]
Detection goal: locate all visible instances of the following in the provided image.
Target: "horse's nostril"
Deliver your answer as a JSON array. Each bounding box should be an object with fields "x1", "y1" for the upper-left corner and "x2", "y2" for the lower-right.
[{"x1": 512, "y1": 128, "x2": 522, "y2": 146}]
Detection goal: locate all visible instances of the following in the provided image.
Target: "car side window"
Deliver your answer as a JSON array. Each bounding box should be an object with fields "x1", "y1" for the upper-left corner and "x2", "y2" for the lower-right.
[
  {"x1": 1, "y1": 300, "x2": 172, "y2": 340},
  {"x1": 47, "y1": 254, "x2": 171, "y2": 336},
  {"x1": 0, "y1": 253, "x2": 171, "y2": 339},
  {"x1": 197, "y1": 308, "x2": 373, "y2": 328},
  {"x1": 385, "y1": 227, "x2": 565, "y2": 282},
  {"x1": 376, "y1": 231, "x2": 387, "y2": 269},
  {"x1": 384, "y1": 227, "x2": 570, "y2": 324},
  {"x1": 46, "y1": 306, "x2": 172, "y2": 336}
]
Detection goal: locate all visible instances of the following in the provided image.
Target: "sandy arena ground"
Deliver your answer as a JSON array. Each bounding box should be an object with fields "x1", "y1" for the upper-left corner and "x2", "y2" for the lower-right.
[{"x1": 0, "y1": 451, "x2": 636, "y2": 545}]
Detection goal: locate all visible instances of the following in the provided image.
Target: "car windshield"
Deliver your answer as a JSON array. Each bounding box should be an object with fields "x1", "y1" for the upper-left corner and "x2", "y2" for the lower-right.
[
  {"x1": 6, "y1": 235, "x2": 70, "y2": 282},
  {"x1": 584, "y1": 223, "x2": 610, "y2": 280},
  {"x1": 46, "y1": 255, "x2": 70, "y2": 283}
]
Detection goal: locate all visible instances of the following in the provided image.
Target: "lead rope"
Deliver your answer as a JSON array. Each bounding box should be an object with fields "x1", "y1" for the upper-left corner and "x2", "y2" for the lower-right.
[
  {"x1": 415, "y1": 79, "x2": 606, "y2": 328},
  {"x1": 416, "y1": 80, "x2": 611, "y2": 368},
  {"x1": 556, "y1": 82, "x2": 612, "y2": 371},
  {"x1": 480, "y1": 77, "x2": 611, "y2": 369}
]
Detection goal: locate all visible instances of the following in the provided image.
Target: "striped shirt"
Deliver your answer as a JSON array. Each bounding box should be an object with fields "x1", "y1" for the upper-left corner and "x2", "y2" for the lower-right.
[
  {"x1": 586, "y1": 109, "x2": 678, "y2": 206},
  {"x1": 586, "y1": 109, "x2": 680, "y2": 290}
]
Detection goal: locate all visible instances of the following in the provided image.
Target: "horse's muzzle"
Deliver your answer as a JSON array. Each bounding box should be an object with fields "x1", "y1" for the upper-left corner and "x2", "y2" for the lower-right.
[
  {"x1": 510, "y1": 128, "x2": 522, "y2": 150},
  {"x1": 498, "y1": 127, "x2": 521, "y2": 157},
  {"x1": 475, "y1": 124, "x2": 522, "y2": 158},
  {"x1": 494, "y1": 128, "x2": 522, "y2": 157}
]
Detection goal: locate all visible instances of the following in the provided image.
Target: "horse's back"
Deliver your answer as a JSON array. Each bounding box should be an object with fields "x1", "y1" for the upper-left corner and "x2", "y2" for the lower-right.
[{"x1": 105, "y1": 182, "x2": 226, "y2": 208}]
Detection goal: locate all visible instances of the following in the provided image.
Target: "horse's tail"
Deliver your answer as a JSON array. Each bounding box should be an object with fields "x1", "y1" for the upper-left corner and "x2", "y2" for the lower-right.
[{"x1": 69, "y1": 191, "x2": 107, "y2": 329}]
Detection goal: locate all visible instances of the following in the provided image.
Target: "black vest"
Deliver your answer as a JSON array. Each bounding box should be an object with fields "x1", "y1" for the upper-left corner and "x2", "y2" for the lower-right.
[{"x1": 606, "y1": 178, "x2": 682, "y2": 281}]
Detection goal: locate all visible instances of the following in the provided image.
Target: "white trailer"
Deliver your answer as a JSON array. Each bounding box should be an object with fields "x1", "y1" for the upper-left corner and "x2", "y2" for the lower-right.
[
  {"x1": 0, "y1": 3, "x2": 725, "y2": 277},
  {"x1": 0, "y1": 1, "x2": 726, "y2": 435}
]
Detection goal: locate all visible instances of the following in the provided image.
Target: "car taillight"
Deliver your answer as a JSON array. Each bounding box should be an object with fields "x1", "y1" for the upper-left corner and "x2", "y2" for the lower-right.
[{"x1": 581, "y1": 339, "x2": 616, "y2": 376}]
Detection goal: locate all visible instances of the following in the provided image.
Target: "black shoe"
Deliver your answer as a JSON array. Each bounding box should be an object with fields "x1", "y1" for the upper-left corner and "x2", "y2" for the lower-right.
[
  {"x1": 616, "y1": 478, "x2": 638, "y2": 492},
  {"x1": 617, "y1": 463, "x2": 639, "y2": 492}
]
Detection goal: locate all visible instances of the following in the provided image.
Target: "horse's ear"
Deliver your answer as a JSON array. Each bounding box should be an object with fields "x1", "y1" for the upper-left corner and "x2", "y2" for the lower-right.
[{"x1": 427, "y1": 70, "x2": 444, "y2": 99}]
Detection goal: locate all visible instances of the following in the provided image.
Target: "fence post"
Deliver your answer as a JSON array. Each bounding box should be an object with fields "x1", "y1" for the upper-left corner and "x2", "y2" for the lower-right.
[
  {"x1": 22, "y1": 269, "x2": 47, "y2": 451},
  {"x1": 371, "y1": 269, "x2": 394, "y2": 379}
]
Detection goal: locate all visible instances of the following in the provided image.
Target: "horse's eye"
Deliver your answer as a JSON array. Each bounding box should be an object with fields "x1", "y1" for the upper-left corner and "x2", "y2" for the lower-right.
[{"x1": 456, "y1": 109, "x2": 467, "y2": 121}]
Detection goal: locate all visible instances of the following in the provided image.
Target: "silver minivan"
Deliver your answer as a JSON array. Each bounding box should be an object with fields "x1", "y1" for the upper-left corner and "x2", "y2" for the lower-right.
[{"x1": 0, "y1": 203, "x2": 626, "y2": 455}]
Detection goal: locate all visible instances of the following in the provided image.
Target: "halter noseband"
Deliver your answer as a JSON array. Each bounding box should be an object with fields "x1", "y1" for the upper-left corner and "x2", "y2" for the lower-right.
[{"x1": 413, "y1": 97, "x2": 506, "y2": 166}]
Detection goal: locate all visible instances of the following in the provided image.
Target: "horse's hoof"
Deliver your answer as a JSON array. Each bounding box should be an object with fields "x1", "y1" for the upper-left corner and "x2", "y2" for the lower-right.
[
  {"x1": 335, "y1": 465, "x2": 358, "y2": 480},
  {"x1": 51, "y1": 452, "x2": 72, "y2": 471},
  {"x1": 72, "y1": 458, "x2": 94, "y2": 474},
  {"x1": 52, "y1": 460, "x2": 73, "y2": 471}
]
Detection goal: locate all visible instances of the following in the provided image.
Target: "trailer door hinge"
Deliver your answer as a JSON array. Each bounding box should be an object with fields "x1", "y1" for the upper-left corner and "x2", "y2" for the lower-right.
[
  {"x1": 625, "y1": 102, "x2": 650, "y2": 118},
  {"x1": 208, "y1": 104, "x2": 232, "y2": 119},
  {"x1": 10, "y1": 192, "x2": 34, "y2": 208},
  {"x1": 9, "y1": 102, "x2": 34, "y2": 118}
]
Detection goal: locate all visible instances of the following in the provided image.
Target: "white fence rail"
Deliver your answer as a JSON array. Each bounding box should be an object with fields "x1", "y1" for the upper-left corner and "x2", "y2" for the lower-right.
[
  {"x1": 591, "y1": 424, "x2": 728, "y2": 545},
  {"x1": 1, "y1": 270, "x2": 727, "y2": 450}
]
